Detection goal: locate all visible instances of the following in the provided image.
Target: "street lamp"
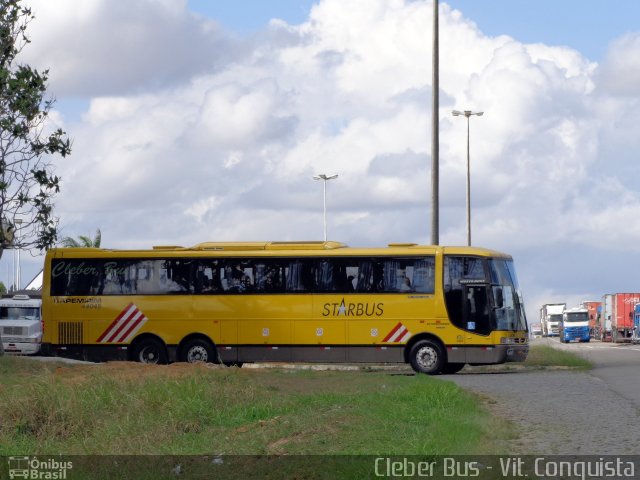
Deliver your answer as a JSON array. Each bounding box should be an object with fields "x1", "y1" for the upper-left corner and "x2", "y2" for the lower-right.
[
  {"x1": 312, "y1": 174, "x2": 338, "y2": 241},
  {"x1": 452, "y1": 110, "x2": 483, "y2": 246}
]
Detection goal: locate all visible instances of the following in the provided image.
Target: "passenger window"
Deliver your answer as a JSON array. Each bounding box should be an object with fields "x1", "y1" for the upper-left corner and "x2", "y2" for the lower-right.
[
  {"x1": 313, "y1": 258, "x2": 374, "y2": 293},
  {"x1": 285, "y1": 261, "x2": 312, "y2": 292},
  {"x1": 254, "y1": 261, "x2": 284, "y2": 293},
  {"x1": 221, "y1": 261, "x2": 254, "y2": 293},
  {"x1": 379, "y1": 257, "x2": 435, "y2": 293},
  {"x1": 194, "y1": 260, "x2": 223, "y2": 293}
]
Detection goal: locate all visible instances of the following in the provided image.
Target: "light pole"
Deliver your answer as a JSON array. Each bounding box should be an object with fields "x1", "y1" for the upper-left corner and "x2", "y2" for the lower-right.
[
  {"x1": 313, "y1": 174, "x2": 338, "y2": 241},
  {"x1": 452, "y1": 110, "x2": 483, "y2": 246}
]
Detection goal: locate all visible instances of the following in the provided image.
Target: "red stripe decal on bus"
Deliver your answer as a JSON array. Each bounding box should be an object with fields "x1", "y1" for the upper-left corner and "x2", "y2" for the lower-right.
[
  {"x1": 114, "y1": 310, "x2": 147, "y2": 343},
  {"x1": 382, "y1": 322, "x2": 411, "y2": 343},
  {"x1": 97, "y1": 303, "x2": 148, "y2": 343},
  {"x1": 103, "y1": 305, "x2": 140, "y2": 343},
  {"x1": 382, "y1": 322, "x2": 403, "y2": 342},
  {"x1": 96, "y1": 302, "x2": 135, "y2": 343}
]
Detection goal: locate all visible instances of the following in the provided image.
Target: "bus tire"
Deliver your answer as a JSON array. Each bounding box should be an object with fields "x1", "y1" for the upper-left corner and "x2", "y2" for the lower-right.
[
  {"x1": 131, "y1": 338, "x2": 168, "y2": 365},
  {"x1": 442, "y1": 362, "x2": 465, "y2": 374},
  {"x1": 409, "y1": 339, "x2": 444, "y2": 375},
  {"x1": 181, "y1": 338, "x2": 217, "y2": 363}
]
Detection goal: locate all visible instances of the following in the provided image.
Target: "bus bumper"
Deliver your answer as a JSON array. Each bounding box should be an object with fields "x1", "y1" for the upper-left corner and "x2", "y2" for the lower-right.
[{"x1": 467, "y1": 344, "x2": 528, "y2": 365}]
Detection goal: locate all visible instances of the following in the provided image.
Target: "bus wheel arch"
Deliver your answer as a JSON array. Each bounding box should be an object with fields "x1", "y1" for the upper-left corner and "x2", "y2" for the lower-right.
[
  {"x1": 129, "y1": 334, "x2": 169, "y2": 365},
  {"x1": 404, "y1": 334, "x2": 447, "y2": 375},
  {"x1": 178, "y1": 334, "x2": 219, "y2": 364}
]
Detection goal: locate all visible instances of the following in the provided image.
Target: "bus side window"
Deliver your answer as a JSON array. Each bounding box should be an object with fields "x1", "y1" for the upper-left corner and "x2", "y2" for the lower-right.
[
  {"x1": 378, "y1": 257, "x2": 434, "y2": 294},
  {"x1": 285, "y1": 261, "x2": 309, "y2": 292},
  {"x1": 194, "y1": 260, "x2": 223, "y2": 294},
  {"x1": 221, "y1": 260, "x2": 254, "y2": 293},
  {"x1": 51, "y1": 259, "x2": 106, "y2": 296},
  {"x1": 161, "y1": 259, "x2": 193, "y2": 294},
  {"x1": 411, "y1": 258, "x2": 435, "y2": 294},
  {"x1": 255, "y1": 261, "x2": 284, "y2": 293}
]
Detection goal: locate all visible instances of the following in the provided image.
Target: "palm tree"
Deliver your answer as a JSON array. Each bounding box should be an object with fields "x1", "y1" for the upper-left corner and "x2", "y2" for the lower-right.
[{"x1": 60, "y1": 229, "x2": 102, "y2": 248}]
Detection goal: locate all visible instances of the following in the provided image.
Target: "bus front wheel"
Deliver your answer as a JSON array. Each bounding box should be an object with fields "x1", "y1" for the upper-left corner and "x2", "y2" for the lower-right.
[
  {"x1": 181, "y1": 338, "x2": 217, "y2": 363},
  {"x1": 132, "y1": 338, "x2": 168, "y2": 365},
  {"x1": 409, "y1": 339, "x2": 444, "y2": 375}
]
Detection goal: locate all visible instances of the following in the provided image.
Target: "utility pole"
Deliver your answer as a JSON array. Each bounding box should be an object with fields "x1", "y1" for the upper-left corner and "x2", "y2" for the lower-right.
[{"x1": 431, "y1": 0, "x2": 440, "y2": 245}]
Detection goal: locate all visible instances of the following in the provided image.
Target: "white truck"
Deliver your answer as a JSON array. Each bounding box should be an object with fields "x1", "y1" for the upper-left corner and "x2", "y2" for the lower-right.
[
  {"x1": 540, "y1": 303, "x2": 566, "y2": 337},
  {"x1": 0, "y1": 293, "x2": 42, "y2": 355}
]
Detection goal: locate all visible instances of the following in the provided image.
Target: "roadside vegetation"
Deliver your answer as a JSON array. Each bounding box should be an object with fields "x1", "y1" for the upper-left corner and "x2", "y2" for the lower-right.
[
  {"x1": 0, "y1": 357, "x2": 513, "y2": 457},
  {"x1": 524, "y1": 344, "x2": 593, "y2": 369},
  {"x1": 0, "y1": 346, "x2": 589, "y2": 477}
]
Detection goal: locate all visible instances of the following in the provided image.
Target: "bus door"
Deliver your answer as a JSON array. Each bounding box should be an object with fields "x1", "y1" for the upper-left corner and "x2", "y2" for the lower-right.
[{"x1": 460, "y1": 281, "x2": 492, "y2": 363}]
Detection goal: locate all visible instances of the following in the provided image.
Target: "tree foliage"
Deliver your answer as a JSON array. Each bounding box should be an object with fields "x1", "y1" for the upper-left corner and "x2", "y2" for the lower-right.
[
  {"x1": 61, "y1": 228, "x2": 101, "y2": 248},
  {"x1": 0, "y1": 0, "x2": 71, "y2": 255}
]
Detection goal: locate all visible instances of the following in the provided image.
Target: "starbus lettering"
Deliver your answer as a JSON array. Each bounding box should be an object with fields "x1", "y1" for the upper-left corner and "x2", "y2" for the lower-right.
[{"x1": 322, "y1": 298, "x2": 384, "y2": 317}]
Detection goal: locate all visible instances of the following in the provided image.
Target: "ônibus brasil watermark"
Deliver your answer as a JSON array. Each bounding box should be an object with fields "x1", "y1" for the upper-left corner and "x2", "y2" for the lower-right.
[
  {"x1": 7, "y1": 457, "x2": 72, "y2": 480},
  {"x1": 373, "y1": 456, "x2": 636, "y2": 479}
]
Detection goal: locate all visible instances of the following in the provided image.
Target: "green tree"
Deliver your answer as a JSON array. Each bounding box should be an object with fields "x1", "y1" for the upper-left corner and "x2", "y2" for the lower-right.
[
  {"x1": 60, "y1": 228, "x2": 101, "y2": 248},
  {"x1": 0, "y1": 0, "x2": 71, "y2": 258}
]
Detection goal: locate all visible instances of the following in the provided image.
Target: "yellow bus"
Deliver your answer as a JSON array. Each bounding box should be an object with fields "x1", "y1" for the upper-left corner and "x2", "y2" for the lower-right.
[{"x1": 41, "y1": 241, "x2": 529, "y2": 374}]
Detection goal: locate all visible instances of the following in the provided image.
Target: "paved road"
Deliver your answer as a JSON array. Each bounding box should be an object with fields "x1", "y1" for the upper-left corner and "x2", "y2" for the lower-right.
[
  {"x1": 446, "y1": 338, "x2": 640, "y2": 454},
  {"x1": 555, "y1": 339, "x2": 640, "y2": 410}
]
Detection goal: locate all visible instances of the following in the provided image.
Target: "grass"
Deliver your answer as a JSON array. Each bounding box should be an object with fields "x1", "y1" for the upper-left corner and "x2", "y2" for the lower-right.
[
  {"x1": 0, "y1": 357, "x2": 510, "y2": 457},
  {"x1": 0, "y1": 345, "x2": 589, "y2": 478},
  {"x1": 524, "y1": 344, "x2": 593, "y2": 369}
]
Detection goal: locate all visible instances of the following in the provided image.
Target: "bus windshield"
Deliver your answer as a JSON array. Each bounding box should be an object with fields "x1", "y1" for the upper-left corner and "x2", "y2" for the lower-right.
[{"x1": 489, "y1": 259, "x2": 527, "y2": 331}]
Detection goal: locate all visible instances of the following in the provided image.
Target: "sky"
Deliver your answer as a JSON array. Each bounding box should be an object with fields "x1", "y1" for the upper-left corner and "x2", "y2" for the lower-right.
[{"x1": 5, "y1": 0, "x2": 640, "y2": 324}]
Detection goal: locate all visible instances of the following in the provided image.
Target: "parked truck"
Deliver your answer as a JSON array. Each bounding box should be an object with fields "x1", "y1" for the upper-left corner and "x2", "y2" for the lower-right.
[
  {"x1": 529, "y1": 323, "x2": 543, "y2": 338},
  {"x1": 0, "y1": 293, "x2": 42, "y2": 355},
  {"x1": 580, "y1": 301, "x2": 601, "y2": 338},
  {"x1": 598, "y1": 295, "x2": 613, "y2": 341},
  {"x1": 611, "y1": 293, "x2": 638, "y2": 342},
  {"x1": 540, "y1": 303, "x2": 565, "y2": 337},
  {"x1": 559, "y1": 306, "x2": 590, "y2": 343}
]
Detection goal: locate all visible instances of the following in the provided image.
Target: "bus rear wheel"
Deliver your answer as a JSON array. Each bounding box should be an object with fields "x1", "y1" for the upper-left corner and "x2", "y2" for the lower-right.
[
  {"x1": 409, "y1": 339, "x2": 444, "y2": 375},
  {"x1": 181, "y1": 338, "x2": 217, "y2": 363},
  {"x1": 132, "y1": 338, "x2": 168, "y2": 365}
]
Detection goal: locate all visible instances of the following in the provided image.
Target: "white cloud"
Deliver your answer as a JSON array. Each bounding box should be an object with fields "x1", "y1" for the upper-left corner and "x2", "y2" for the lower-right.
[
  {"x1": 597, "y1": 33, "x2": 640, "y2": 95},
  {"x1": 24, "y1": 0, "x2": 237, "y2": 96},
  {"x1": 12, "y1": 0, "x2": 640, "y2": 322}
]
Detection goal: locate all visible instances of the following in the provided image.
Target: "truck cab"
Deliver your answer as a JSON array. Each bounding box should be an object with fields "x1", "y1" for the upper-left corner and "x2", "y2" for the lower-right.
[
  {"x1": 633, "y1": 304, "x2": 640, "y2": 345},
  {"x1": 559, "y1": 307, "x2": 590, "y2": 343},
  {"x1": 0, "y1": 293, "x2": 42, "y2": 355},
  {"x1": 530, "y1": 323, "x2": 543, "y2": 338},
  {"x1": 540, "y1": 303, "x2": 565, "y2": 337}
]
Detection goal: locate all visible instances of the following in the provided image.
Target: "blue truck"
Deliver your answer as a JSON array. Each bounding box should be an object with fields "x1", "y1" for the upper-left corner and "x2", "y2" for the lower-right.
[
  {"x1": 559, "y1": 307, "x2": 590, "y2": 343},
  {"x1": 633, "y1": 304, "x2": 640, "y2": 345}
]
